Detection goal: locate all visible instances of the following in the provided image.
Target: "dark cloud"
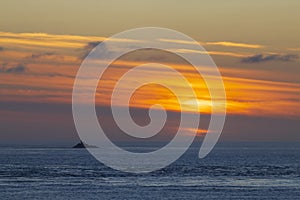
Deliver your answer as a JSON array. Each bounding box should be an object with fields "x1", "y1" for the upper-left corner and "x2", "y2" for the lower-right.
[
  {"x1": 0, "y1": 64, "x2": 28, "y2": 73},
  {"x1": 0, "y1": 63, "x2": 74, "y2": 78},
  {"x1": 80, "y1": 41, "x2": 103, "y2": 59},
  {"x1": 241, "y1": 54, "x2": 299, "y2": 63},
  {"x1": 31, "y1": 52, "x2": 55, "y2": 59},
  {"x1": 46, "y1": 72, "x2": 74, "y2": 78},
  {"x1": 0, "y1": 46, "x2": 4, "y2": 51},
  {"x1": 85, "y1": 41, "x2": 102, "y2": 49}
]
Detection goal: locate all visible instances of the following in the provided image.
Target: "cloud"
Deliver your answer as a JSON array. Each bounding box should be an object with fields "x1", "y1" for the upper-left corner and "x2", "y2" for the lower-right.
[
  {"x1": 171, "y1": 48, "x2": 249, "y2": 57},
  {"x1": 0, "y1": 64, "x2": 28, "y2": 73},
  {"x1": 159, "y1": 38, "x2": 264, "y2": 49},
  {"x1": 158, "y1": 38, "x2": 198, "y2": 45},
  {"x1": 0, "y1": 46, "x2": 4, "y2": 51},
  {"x1": 287, "y1": 48, "x2": 300, "y2": 51},
  {"x1": 0, "y1": 62, "x2": 74, "y2": 78},
  {"x1": 206, "y1": 41, "x2": 264, "y2": 49},
  {"x1": 31, "y1": 52, "x2": 55, "y2": 59},
  {"x1": 0, "y1": 32, "x2": 107, "y2": 50},
  {"x1": 46, "y1": 72, "x2": 74, "y2": 78},
  {"x1": 80, "y1": 41, "x2": 104, "y2": 59},
  {"x1": 241, "y1": 54, "x2": 299, "y2": 63},
  {"x1": 85, "y1": 41, "x2": 102, "y2": 49}
]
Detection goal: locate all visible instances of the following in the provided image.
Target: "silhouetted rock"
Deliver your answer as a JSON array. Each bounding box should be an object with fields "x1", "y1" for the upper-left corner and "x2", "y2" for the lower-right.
[{"x1": 72, "y1": 141, "x2": 97, "y2": 148}]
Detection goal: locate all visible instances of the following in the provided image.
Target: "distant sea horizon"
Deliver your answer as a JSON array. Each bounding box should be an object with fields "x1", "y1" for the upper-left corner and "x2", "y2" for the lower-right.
[{"x1": 0, "y1": 141, "x2": 299, "y2": 148}]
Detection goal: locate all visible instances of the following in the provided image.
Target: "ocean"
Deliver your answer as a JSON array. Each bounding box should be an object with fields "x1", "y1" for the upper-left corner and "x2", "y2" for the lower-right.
[{"x1": 0, "y1": 142, "x2": 299, "y2": 199}]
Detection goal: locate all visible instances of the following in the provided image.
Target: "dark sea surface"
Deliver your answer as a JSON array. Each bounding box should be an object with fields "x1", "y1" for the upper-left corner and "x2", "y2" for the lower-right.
[{"x1": 0, "y1": 142, "x2": 299, "y2": 199}]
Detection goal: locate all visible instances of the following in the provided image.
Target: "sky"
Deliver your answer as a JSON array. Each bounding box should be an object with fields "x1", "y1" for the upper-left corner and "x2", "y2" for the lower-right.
[{"x1": 0, "y1": 0, "x2": 300, "y2": 146}]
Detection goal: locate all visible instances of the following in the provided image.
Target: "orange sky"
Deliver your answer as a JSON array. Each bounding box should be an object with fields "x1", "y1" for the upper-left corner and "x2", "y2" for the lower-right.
[{"x1": 0, "y1": 32, "x2": 300, "y2": 119}]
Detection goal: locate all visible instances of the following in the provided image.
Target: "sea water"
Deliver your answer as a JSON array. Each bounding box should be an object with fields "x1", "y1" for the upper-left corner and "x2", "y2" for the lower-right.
[{"x1": 0, "y1": 142, "x2": 299, "y2": 199}]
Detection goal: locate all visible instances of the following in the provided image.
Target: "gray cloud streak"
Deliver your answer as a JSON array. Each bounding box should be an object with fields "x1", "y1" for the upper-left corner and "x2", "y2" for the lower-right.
[
  {"x1": 241, "y1": 54, "x2": 299, "y2": 63},
  {"x1": 0, "y1": 64, "x2": 28, "y2": 73}
]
